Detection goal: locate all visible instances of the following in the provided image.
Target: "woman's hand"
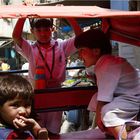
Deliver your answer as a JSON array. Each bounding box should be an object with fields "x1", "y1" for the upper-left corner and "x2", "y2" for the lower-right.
[
  {"x1": 96, "y1": 101, "x2": 107, "y2": 132},
  {"x1": 96, "y1": 111, "x2": 106, "y2": 132}
]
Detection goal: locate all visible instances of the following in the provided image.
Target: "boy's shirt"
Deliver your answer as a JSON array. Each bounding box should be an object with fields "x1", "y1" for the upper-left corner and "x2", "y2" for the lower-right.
[
  {"x1": 14, "y1": 37, "x2": 76, "y2": 88},
  {"x1": 0, "y1": 125, "x2": 34, "y2": 139}
]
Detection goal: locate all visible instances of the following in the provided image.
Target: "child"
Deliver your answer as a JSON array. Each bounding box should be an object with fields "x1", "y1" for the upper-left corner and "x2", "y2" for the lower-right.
[
  {"x1": 0, "y1": 74, "x2": 49, "y2": 139},
  {"x1": 12, "y1": 17, "x2": 82, "y2": 134},
  {"x1": 74, "y1": 29, "x2": 140, "y2": 139}
]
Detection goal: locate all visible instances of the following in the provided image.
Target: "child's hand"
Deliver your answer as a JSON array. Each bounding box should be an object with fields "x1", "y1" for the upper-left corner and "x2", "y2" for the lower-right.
[
  {"x1": 13, "y1": 117, "x2": 25, "y2": 128},
  {"x1": 13, "y1": 116, "x2": 37, "y2": 130},
  {"x1": 13, "y1": 116, "x2": 49, "y2": 139}
]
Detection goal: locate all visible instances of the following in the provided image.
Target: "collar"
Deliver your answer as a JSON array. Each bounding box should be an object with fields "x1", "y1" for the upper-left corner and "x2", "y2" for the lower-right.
[{"x1": 35, "y1": 39, "x2": 57, "y2": 50}]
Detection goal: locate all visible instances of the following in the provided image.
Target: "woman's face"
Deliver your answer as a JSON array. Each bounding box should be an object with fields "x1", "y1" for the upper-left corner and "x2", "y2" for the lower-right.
[
  {"x1": 78, "y1": 47, "x2": 100, "y2": 67},
  {"x1": 31, "y1": 27, "x2": 53, "y2": 44},
  {"x1": 0, "y1": 97, "x2": 31, "y2": 126}
]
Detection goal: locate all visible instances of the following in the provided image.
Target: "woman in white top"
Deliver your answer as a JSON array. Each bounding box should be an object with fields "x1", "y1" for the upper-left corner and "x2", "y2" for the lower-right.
[{"x1": 74, "y1": 29, "x2": 140, "y2": 139}]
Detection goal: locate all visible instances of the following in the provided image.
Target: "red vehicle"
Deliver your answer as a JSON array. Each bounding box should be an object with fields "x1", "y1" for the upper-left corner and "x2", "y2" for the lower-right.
[{"x1": 0, "y1": 5, "x2": 140, "y2": 139}]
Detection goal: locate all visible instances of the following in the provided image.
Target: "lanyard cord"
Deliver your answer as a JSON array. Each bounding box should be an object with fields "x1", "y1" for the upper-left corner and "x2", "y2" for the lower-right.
[{"x1": 36, "y1": 44, "x2": 55, "y2": 79}]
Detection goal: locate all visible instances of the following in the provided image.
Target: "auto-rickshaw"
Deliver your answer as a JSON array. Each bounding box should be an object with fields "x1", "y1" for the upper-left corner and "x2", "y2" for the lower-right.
[{"x1": 0, "y1": 4, "x2": 140, "y2": 139}]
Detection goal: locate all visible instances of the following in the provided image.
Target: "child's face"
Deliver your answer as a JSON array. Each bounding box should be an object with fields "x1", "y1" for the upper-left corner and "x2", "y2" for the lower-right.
[
  {"x1": 0, "y1": 97, "x2": 31, "y2": 126},
  {"x1": 78, "y1": 47, "x2": 100, "y2": 67},
  {"x1": 31, "y1": 27, "x2": 53, "y2": 44}
]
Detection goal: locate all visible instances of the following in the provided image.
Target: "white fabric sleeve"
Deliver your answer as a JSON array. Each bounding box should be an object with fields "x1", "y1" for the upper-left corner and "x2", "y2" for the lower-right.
[
  {"x1": 14, "y1": 39, "x2": 32, "y2": 61},
  {"x1": 88, "y1": 92, "x2": 98, "y2": 112},
  {"x1": 96, "y1": 59, "x2": 122, "y2": 102},
  {"x1": 61, "y1": 37, "x2": 76, "y2": 57}
]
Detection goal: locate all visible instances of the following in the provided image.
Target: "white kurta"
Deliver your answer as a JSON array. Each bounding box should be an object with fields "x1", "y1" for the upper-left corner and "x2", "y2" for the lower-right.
[{"x1": 88, "y1": 55, "x2": 140, "y2": 127}]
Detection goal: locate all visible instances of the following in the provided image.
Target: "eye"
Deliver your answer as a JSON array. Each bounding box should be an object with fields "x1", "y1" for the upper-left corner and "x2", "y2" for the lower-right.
[
  {"x1": 11, "y1": 102, "x2": 20, "y2": 108},
  {"x1": 24, "y1": 104, "x2": 31, "y2": 108},
  {"x1": 24, "y1": 102, "x2": 32, "y2": 108}
]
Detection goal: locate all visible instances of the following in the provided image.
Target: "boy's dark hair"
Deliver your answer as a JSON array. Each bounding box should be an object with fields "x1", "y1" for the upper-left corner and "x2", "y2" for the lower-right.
[
  {"x1": 74, "y1": 29, "x2": 112, "y2": 55},
  {"x1": 0, "y1": 75, "x2": 34, "y2": 106},
  {"x1": 30, "y1": 18, "x2": 53, "y2": 29}
]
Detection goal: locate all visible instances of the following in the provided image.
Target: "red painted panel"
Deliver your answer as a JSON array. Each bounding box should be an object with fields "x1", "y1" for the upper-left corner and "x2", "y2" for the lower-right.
[{"x1": 34, "y1": 87, "x2": 96, "y2": 111}]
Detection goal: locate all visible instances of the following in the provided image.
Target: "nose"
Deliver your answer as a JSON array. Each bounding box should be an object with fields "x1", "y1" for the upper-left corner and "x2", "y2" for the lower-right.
[{"x1": 18, "y1": 106, "x2": 27, "y2": 117}]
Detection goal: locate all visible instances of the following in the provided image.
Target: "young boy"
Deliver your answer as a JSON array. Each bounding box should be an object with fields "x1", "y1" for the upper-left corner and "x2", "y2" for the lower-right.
[
  {"x1": 12, "y1": 18, "x2": 82, "y2": 134},
  {"x1": 0, "y1": 74, "x2": 49, "y2": 139},
  {"x1": 74, "y1": 29, "x2": 140, "y2": 139}
]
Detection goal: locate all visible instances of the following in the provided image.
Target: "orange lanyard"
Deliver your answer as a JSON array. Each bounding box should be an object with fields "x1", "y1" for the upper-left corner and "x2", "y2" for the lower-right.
[{"x1": 36, "y1": 44, "x2": 55, "y2": 79}]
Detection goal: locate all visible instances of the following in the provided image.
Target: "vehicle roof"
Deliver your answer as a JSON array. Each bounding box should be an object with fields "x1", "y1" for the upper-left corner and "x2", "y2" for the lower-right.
[
  {"x1": 1, "y1": 5, "x2": 140, "y2": 47},
  {"x1": 0, "y1": 5, "x2": 140, "y2": 18}
]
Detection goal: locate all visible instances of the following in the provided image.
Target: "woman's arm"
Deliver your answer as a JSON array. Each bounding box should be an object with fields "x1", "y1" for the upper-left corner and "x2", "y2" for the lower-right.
[{"x1": 96, "y1": 101, "x2": 108, "y2": 132}]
